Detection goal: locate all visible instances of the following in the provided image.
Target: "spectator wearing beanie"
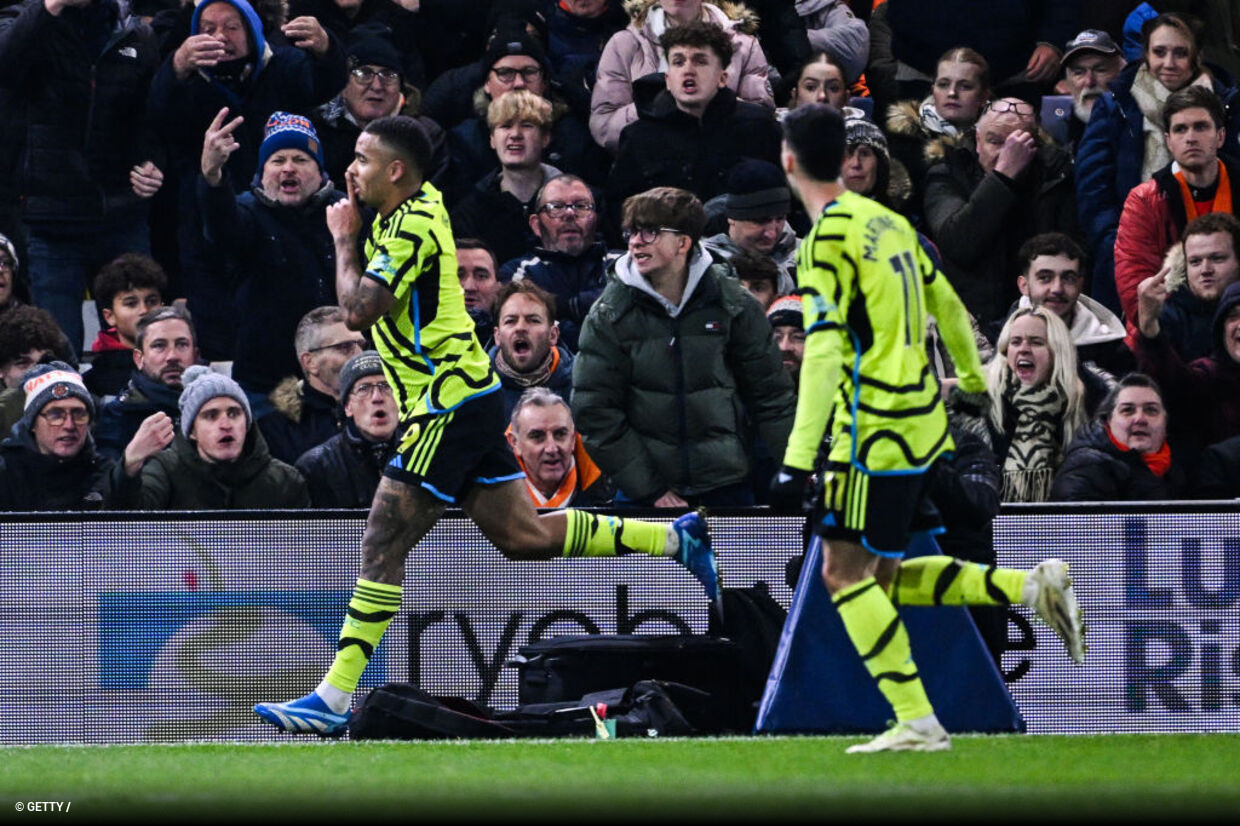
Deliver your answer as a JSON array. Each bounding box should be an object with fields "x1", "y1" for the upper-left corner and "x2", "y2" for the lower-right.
[
  {"x1": 146, "y1": 0, "x2": 347, "y2": 361},
  {"x1": 311, "y1": 24, "x2": 449, "y2": 190},
  {"x1": 702, "y1": 159, "x2": 799, "y2": 293},
  {"x1": 0, "y1": 364, "x2": 115, "y2": 511},
  {"x1": 288, "y1": 0, "x2": 427, "y2": 89},
  {"x1": 766, "y1": 295, "x2": 805, "y2": 384},
  {"x1": 444, "y1": 30, "x2": 609, "y2": 207},
  {"x1": 111, "y1": 365, "x2": 309, "y2": 509},
  {"x1": 295, "y1": 350, "x2": 399, "y2": 508},
  {"x1": 0, "y1": 233, "x2": 25, "y2": 318},
  {"x1": 841, "y1": 116, "x2": 915, "y2": 218},
  {"x1": 198, "y1": 111, "x2": 346, "y2": 405}
]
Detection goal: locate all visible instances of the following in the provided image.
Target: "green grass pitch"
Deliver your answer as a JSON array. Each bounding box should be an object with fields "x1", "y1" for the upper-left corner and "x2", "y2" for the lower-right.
[{"x1": 5, "y1": 734, "x2": 1240, "y2": 821}]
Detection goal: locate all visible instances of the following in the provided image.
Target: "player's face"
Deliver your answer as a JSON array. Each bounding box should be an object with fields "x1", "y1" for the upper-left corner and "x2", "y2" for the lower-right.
[
  {"x1": 531, "y1": 179, "x2": 597, "y2": 255},
  {"x1": 1184, "y1": 232, "x2": 1240, "y2": 301},
  {"x1": 191, "y1": 397, "x2": 247, "y2": 464},
  {"x1": 1108, "y1": 385, "x2": 1167, "y2": 455},
  {"x1": 198, "y1": 2, "x2": 249, "y2": 60},
  {"x1": 457, "y1": 248, "x2": 500, "y2": 313},
  {"x1": 347, "y1": 132, "x2": 393, "y2": 208},
  {"x1": 666, "y1": 45, "x2": 727, "y2": 115},
  {"x1": 842, "y1": 144, "x2": 878, "y2": 196},
  {"x1": 31, "y1": 399, "x2": 90, "y2": 459},
  {"x1": 728, "y1": 215, "x2": 784, "y2": 255},
  {"x1": 261, "y1": 148, "x2": 321, "y2": 207},
  {"x1": 496, "y1": 292, "x2": 558, "y2": 373},
  {"x1": 344, "y1": 377, "x2": 398, "y2": 441},
  {"x1": 1018, "y1": 254, "x2": 1082, "y2": 322},
  {"x1": 1165, "y1": 107, "x2": 1224, "y2": 174},
  {"x1": 791, "y1": 60, "x2": 848, "y2": 111},
  {"x1": 508, "y1": 402, "x2": 576, "y2": 496},
  {"x1": 103, "y1": 287, "x2": 163, "y2": 347},
  {"x1": 490, "y1": 118, "x2": 549, "y2": 170},
  {"x1": 1145, "y1": 24, "x2": 1195, "y2": 92},
  {"x1": 136, "y1": 319, "x2": 196, "y2": 389},
  {"x1": 739, "y1": 277, "x2": 776, "y2": 310},
  {"x1": 1066, "y1": 53, "x2": 1121, "y2": 120},
  {"x1": 932, "y1": 59, "x2": 987, "y2": 126},
  {"x1": 1005, "y1": 314, "x2": 1053, "y2": 387},
  {"x1": 772, "y1": 324, "x2": 805, "y2": 381},
  {"x1": 343, "y1": 63, "x2": 402, "y2": 124}
]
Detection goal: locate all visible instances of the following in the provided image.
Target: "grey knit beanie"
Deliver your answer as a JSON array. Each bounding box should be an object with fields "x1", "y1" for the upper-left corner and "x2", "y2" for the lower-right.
[
  {"x1": 179, "y1": 364, "x2": 252, "y2": 438},
  {"x1": 338, "y1": 350, "x2": 385, "y2": 401}
]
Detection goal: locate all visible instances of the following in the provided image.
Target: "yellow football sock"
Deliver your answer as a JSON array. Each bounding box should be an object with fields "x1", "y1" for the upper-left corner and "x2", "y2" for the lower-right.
[
  {"x1": 889, "y1": 556, "x2": 1026, "y2": 606},
  {"x1": 561, "y1": 509, "x2": 669, "y2": 557},
  {"x1": 324, "y1": 579, "x2": 401, "y2": 694},
  {"x1": 833, "y1": 577, "x2": 934, "y2": 722}
]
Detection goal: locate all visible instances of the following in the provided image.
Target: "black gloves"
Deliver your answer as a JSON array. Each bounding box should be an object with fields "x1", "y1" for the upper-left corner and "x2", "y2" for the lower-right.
[{"x1": 768, "y1": 465, "x2": 814, "y2": 514}]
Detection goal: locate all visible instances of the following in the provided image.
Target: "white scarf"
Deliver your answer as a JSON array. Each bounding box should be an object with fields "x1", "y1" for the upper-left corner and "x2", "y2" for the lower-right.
[
  {"x1": 1129, "y1": 66, "x2": 1213, "y2": 182},
  {"x1": 919, "y1": 96, "x2": 959, "y2": 137}
]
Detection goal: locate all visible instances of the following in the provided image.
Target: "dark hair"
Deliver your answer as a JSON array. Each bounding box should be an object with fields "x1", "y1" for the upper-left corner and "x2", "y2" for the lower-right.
[
  {"x1": 936, "y1": 46, "x2": 991, "y2": 91},
  {"x1": 730, "y1": 248, "x2": 780, "y2": 290},
  {"x1": 782, "y1": 103, "x2": 846, "y2": 182},
  {"x1": 1141, "y1": 12, "x2": 1203, "y2": 78},
  {"x1": 1183, "y1": 212, "x2": 1240, "y2": 258},
  {"x1": 1162, "y1": 85, "x2": 1226, "y2": 131},
  {"x1": 0, "y1": 304, "x2": 66, "y2": 365},
  {"x1": 784, "y1": 50, "x2": 848, "y2": 105},
  {"x1": 92, "y1": 253, "x2": 167, "y2": 313},
  {"x1": 364, "y1": 115, "x2": 433, "y2": 179},
  {"x1": 455, "y1": 237, "x2": 499, "y2": 272},
  {"x1": 621, "y1": 187, "x2": 707, "y2": 242},
  {"x1": 135, "y1": 304, "x2": 196, "y2": 352},
  {"x1": 494, "y1": 278, "x2": 556, "y2": 320},
  {"x1": 659, "y1": 18, "x2": 734, "y2": 67},
  {"x1": 1017, "y1": 232, "x2": 1086, "y2": 275},
  {"x1": 1095, "y1": 372, "x2": 1165, "y2": 424}
]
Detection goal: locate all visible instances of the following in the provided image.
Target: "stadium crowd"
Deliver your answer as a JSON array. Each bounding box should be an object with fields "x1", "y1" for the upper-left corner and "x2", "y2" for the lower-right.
[{"x1": 2, "y1": 0, "x2": 1240, "y2": 511}]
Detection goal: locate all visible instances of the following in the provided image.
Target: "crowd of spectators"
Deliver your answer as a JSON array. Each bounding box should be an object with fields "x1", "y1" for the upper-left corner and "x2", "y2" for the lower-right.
[{"x1": 3, "y1": 0, "x2": 1240, "y2": 513}]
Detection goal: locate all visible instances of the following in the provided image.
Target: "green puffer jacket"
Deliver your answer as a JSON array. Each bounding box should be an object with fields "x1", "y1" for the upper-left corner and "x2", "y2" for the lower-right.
[
  {"x1": 572, "y1": 252, "x2": 795, "y2": 500},
  {"x1": 110, "y1": 429, "x2": 309, "y2": 510}
]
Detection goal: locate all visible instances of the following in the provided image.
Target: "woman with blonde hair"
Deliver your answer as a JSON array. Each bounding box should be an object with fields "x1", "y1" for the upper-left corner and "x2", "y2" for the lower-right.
[{"x1": 985, "y1": 307, "x2": 1088, "y2": 502}]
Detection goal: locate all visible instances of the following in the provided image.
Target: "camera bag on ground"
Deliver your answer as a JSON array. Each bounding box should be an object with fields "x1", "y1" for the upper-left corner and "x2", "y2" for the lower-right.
[{"x1": 348, "y1": 679, "x2": 705, "y2": 740}]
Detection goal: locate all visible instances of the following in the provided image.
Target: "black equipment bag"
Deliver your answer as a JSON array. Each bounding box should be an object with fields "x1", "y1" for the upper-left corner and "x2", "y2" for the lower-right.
[{"x1": 348, "y1": 679, "x2": 703, "y2": 740}]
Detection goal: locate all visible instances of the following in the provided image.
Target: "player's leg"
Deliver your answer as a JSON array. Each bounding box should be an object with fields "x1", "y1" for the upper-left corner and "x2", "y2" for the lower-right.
[
  {"x1": 460, "y1": 480, "x2": 721, "y2": 607},
  {"x1": 253, "y1": 477, "x2": 444, "y2": 735},
  {"x1": 886, "y1": 553, "x2": 1085, "y2": 663}
]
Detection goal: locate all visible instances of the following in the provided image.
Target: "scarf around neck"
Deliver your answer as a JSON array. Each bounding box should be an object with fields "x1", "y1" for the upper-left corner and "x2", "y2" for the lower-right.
[
  {"x1": 1001, "y1": 375, "x2": 1067, "y2": 503},
  {"x1": 494, "y1": 346, "x2": 560, "y2": 388},
  {"x1": 919, "y1": 96, "x2": 960, "y2": 137},
  {"x1": 1130, "y1": 66, "x2": 1213, "y2": 181},
  {"x1": 1106, "y1": 425, "x2": 1172, "y2": 478}
]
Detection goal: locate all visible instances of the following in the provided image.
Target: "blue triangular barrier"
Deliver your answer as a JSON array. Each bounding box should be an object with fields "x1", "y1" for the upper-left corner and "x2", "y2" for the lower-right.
[{"x1": 755, "y1": 533, "x2": 1025, "y2": 734}]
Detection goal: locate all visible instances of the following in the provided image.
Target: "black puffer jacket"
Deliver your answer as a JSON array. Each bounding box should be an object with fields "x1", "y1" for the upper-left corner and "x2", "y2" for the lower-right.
[
  {"x1": 0, "y1": 0, "x2": 162, "y2": 224},
  {"x1": 1049, "y1": 422, "x2": 1186, "y2": 503},
  {"x1": 0, "y1": 424, "x2": 113, "y2": 511},
  {"x1": 294, "y1": 420, "x2": 395, "y2": 508}
]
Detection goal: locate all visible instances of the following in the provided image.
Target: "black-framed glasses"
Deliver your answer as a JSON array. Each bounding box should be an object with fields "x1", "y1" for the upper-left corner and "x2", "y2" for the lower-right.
[
  {"x1": 350, "y1": 381, "x2": 393, "y2": 399},
  {"x1": 350, "y1": 67, "x2": 401, "y2": 87},
  {"x1": 491, "y1": 65, "x2": 543, "y2": 84},
  {"x1": 984, "y1": 99, "x2": 1036, "y2": 116},
  {"x1": 539, "y1": 200, "x2": 596, "y2": 219},
  {"x1": 39, "y1": 407, "x2": 90, "y2": 427},
  {"x1": 309, "y1": 339, "x2": 366, "y2": 356},
  {"x1": 622, "y1": 226, "x2": 685, "y2": 245}
]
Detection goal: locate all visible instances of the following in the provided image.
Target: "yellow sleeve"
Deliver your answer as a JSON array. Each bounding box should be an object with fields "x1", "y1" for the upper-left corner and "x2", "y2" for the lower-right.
[
  {"x1": 365, "y1": 219, "x2": 432, "y2": 301},
  {"x1": 920, "y1": 242, "x2": 986, "y2": 394}
]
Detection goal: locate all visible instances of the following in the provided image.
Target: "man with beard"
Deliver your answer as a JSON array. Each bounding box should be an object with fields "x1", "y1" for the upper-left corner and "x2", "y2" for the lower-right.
[
  {"x1": 1059, "y1": 30, "x2": 1125, "y2": 157},
  {"x1": 490, "y1": 280, "x2": 573, "y2": 418},
  {"x1": 198, "y1": 110, "x2": 346, "y2": 408},
  {"x1": 502, "y1": 174, "x2": 616, "y2": 352},
  {"x1": 95, "y1": 305, "x2": 198, "y2": 461}
]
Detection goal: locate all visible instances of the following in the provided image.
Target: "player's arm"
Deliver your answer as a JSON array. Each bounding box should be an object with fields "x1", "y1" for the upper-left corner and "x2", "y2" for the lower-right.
[
  {"x1": 784, "y1": 292, "x2": 845, "y2": 471},
  {"x1": 919, "y1": 242, "x2": 985, "y2": 395},
  {"x1": 327, "y1": 181, "x2": 393, "y2": 330}
]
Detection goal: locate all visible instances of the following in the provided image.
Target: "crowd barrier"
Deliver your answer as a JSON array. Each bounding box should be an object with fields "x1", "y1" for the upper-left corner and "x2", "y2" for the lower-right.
[{"x1": 2, "y1": 503, "x2": 1237, "y2": 743}]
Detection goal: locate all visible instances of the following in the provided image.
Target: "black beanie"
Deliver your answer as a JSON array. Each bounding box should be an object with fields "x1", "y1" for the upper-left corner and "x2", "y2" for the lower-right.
[
  {"x1": 347, "y1": 24, "x2": 402, "y2": 74},
  {"x1": 725, "y1": 159, "x2": 791, "y2": 221}
]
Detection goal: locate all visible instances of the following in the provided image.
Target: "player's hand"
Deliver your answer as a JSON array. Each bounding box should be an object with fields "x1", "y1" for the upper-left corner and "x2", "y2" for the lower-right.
[
  {"x1": 326, "y1": 181, "x2": 362, "y2": 242},
  {"x1": 123, "y1": 412, "x2": 176, "y2": 477},
  {"x1": 173, "y1": 33, "x2": 228, "y2": 79},
  {"x1": 283, "y1": 16, "x2": 329, "y2": 58},
  {"x1": 768, "y1": 465, "x2": 813, "y2": 515},
  {"x1": 201, "y1": 107, "x2": 244, "y2": 186},
  {"x1": 130, "y1": 160, "x2": 164, "y2": 198},
  {"x1": 1024, "y1": 44, "x2": 1061, "y2": 84},
  {"x1": 654, "y1": 490, "x2": 688, "y2": 508},
  {"x1": 1137, "y1": 264, "x2": 1170, "y2": 339},
  {"x1": 994, "y1": 129, "x2": 1038, "y2": 178}
]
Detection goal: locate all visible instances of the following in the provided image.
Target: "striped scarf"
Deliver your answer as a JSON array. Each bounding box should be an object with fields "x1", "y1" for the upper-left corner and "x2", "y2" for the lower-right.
[{"x1": 1001, "y1": 376, "x2": 1066, "y2": 503}]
